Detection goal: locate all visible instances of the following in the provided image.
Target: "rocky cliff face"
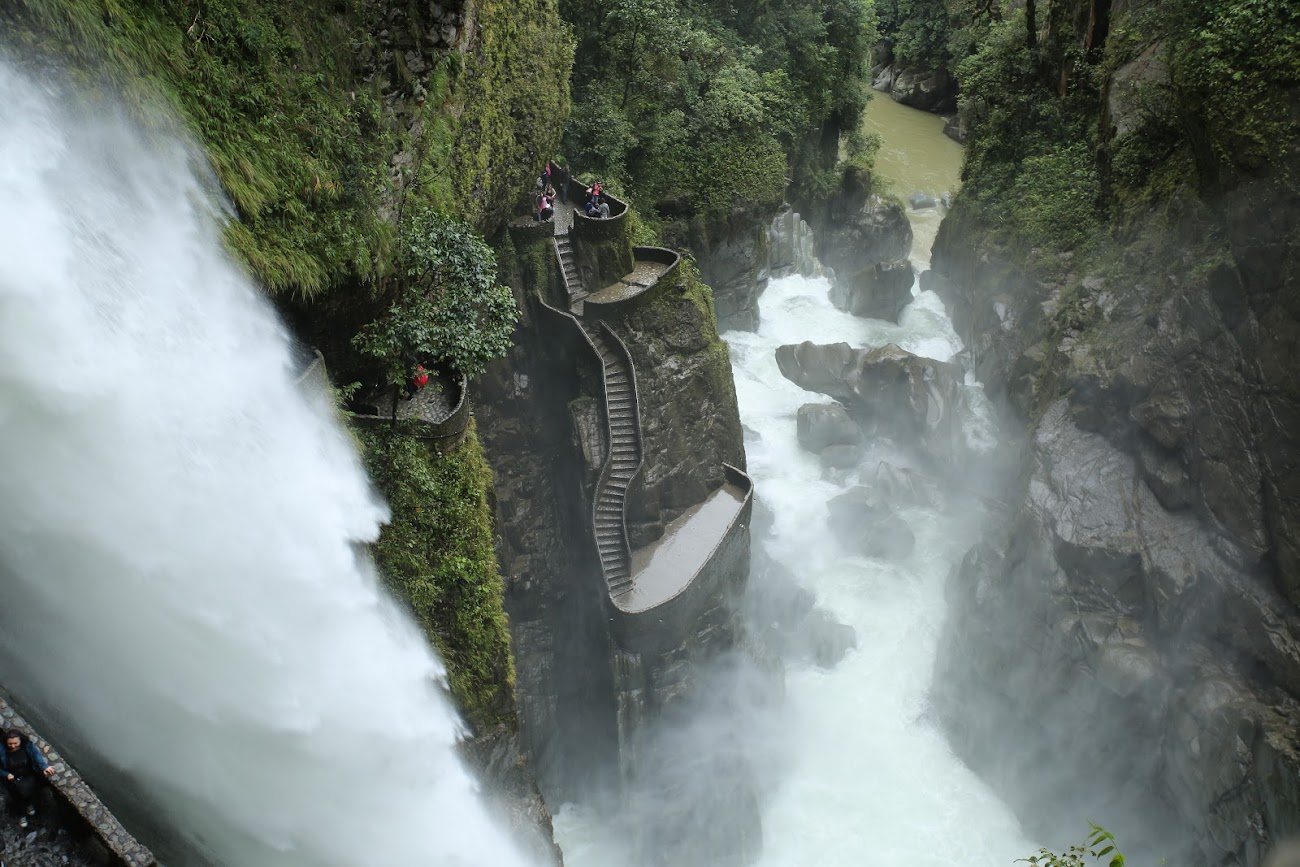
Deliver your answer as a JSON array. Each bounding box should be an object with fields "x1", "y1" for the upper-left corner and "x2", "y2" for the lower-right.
[
  {"x1": 927, "y1": 14, "x2": 1300, "y2": 859},
  {"x1": 480, "y1": 232, "x2": 758, "y2": 863}
]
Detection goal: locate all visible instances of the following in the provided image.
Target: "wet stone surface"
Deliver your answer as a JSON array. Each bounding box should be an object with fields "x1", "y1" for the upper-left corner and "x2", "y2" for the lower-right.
[{"x1": 0, "y1": 701, "x2": 154, "y2": 866}]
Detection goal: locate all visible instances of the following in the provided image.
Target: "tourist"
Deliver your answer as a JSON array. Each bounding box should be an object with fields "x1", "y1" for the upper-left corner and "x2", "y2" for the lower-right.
[
  {"x1": 598, "y1": 199, "x2": 611, "y2": 219},
  {"x1": 2, "y1": 730, "x2": 54, "y2": 829},
  {"x1": 538, "y1": 191, "x2": 555, "y2": 222},
  {"x1": 552, "y1": 161, "x2": 570, "y2": 203},
  {"x1": 584, "y1": 197, "x2": 600, "y2": 217}
]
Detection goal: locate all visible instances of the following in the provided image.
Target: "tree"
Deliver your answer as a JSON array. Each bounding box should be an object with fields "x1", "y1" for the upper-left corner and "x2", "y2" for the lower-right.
[{"x1": 352, "y1": 210, "x2": 517, "y2": 389}]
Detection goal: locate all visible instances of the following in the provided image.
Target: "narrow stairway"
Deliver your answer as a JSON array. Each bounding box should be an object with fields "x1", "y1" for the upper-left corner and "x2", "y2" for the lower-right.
[
  {"x1": 555, "y1": 235, "x2": 584, "y2": 302},
  {"x1": 580, "y1": 322, "x2": 641, "y2": 598}
]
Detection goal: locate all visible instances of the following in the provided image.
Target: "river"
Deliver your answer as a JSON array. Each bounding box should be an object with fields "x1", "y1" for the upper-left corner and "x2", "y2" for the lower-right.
[{"x1": 555, "y1": 96, "x2": 1033, "y2": 864}]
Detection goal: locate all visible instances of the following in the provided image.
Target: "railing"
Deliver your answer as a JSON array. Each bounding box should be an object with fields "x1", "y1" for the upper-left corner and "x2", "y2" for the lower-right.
[
  {"x1": 0, "y1": 696, "x2": 156, "y2": 866},
  {"x1": 607, "y1": 463, "x2": 754, "y2": 654},
  {"x1": 581, "y1": 246, "x2": 684, "y2": 318},
  {"x1": 592, "y1": 322, "x2": 644, "y2": 594},
  {"x1": 535, "y1": 293, "x2": 646, "y2": 599},
  {"x1": 347, "y1": 372, "x2": 471, "y2": 451}
]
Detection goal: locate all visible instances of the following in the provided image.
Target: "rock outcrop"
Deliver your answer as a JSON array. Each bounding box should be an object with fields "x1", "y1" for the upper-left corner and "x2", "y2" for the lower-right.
[
  {"x1": 827, "y1": 486, "x2": 916, "y2": 559},
  {"x1": 827, "y1": 259, "x2": 914, "y2": 322},
  {"x1": 928, "y1": 50, "x2": 1300, "y2": 859},
  {"x1": 775, "y1": 341, "x2": 972, "y2": 470},
  {"x1": 692, "y1": 208, "x2": 773, "y2": 332},
  {"x1": 803, "y1": 168, "x2": 912, "y2": 293}
]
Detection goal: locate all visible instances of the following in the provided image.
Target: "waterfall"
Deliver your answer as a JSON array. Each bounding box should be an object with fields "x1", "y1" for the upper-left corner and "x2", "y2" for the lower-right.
[{"x1": 0, "y1": 62, "x2": 530, "y2": 866}]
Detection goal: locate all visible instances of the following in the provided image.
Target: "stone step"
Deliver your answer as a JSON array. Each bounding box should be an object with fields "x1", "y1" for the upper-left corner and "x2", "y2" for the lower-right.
[{"x1": 609, "y1": 576, "x2": 634, "y2": 593}]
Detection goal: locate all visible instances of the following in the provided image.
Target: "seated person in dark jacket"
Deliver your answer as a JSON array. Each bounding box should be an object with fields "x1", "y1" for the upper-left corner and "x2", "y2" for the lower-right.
[{"x1": 2, "y1": 730, "x2": 54, "y2": 829}]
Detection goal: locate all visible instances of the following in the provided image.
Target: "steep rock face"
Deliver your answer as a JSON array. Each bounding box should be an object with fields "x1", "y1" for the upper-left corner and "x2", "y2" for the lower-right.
[
  {"x1": 482, "y1": 238, "x2": 758, "y2": 863},
  {"x1": 691, "y1": 208, "x2": 773, "y2": 333},
  {"x1": 804, "y1": 168, "x2": 912, "y2": 305},
  {"x1": 606, "y1": 273, "x2": 747, "y2": 543},
  {"x1": 828, "y1": 259, "x2": 914, "y2": 322},
  {"x1": 930, "y1": 155, "x2": 1300, "y2": 867}
]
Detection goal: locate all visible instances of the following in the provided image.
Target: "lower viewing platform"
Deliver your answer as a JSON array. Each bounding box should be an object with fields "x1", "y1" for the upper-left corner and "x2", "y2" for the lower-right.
[{"x1": 617, "y1": 480, "x2": 748, "y2": 613}]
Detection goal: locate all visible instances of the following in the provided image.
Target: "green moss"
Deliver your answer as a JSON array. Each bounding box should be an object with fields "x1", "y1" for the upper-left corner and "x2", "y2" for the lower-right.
[
  {"x1": 7, "y1": 0, "x2": 574, "y2": 299},
  {"x1": 5, "y1": 0, "x2": 396, "y2": 298},
  {"x1": 357, "y1": 423, "x2": 516, "y2": 733},
  {"x1": 450, "y1": 0, "x2": 573, "y2": 230}
]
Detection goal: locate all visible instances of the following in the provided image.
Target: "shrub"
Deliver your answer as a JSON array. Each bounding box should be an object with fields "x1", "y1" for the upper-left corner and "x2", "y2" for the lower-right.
[
  {"x1": 352, "y1": 210, "x2": 518, "y2": 384},
  {"x1": 1019, "y1": 825, "x2": 1125, "y2": 867}
]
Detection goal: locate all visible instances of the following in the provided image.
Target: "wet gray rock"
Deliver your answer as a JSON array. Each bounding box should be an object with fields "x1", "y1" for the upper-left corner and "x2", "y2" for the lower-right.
[
  {"x1": 806, "y1": 611, "x2": 858, "y2": 668},
  {"x1": 934, "y1": 401, "x2": 1300, "y2": 864},
  {"x1": 826, "y1": 486, "x2": 916, "y2": 559},
  {"x1": 943, "y1": 112, "x2": 967, "y2": 144},
  {"x1": 819, "y1": 444, "x2": 862, "y2": 470},
  {"x1": 1105, "y1": 41, "x2": 1170, "y2": 137},
  {"x1": 889, "y1": 66, "x2": 957, "y2": 113},
  {"x1": 796, "y1": 403, "x2": 859, "y2": 453},
  {"x1": 462, "y1": 726, "x2": 565, "y2": 866},
  {"x1": 867, "y1": 461, "x2": 935, "y2": 508},
  {"x1": 812, "y1": 168, "x2": 912, "y2": 289},
  {"x1": 775, "y1": 342, "x2": 970, "y2": 469},
  {"x1": 828, "y1": 259, "x2": 914, "y2": 322},
  {"x1": 746, "y1": 548, "x2": 857, "y2": 668},
  {"x1": 908, "y1": 192, "x2": 938, "y2": 210},
  {"x1": 694, "y1": 210, "x2": 772, "y2": 332}
]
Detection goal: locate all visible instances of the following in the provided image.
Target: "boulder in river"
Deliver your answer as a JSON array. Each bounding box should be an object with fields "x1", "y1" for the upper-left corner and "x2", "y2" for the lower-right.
[
  {"x1": 908, "y1": 192, "x2": 938, "y2": 210},
  {"x1": 828, "y1": 259, "x2": 914, "y2": 323},
  {"x1": 796, "y1": 403, "x2": 859, "y2": 453},
  {"x1": 775, "y1": 341, "x2": 970, "y2": 469}
]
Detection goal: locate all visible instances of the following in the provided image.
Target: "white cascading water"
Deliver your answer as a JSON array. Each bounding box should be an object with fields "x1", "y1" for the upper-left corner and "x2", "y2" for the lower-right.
[{"x1": 0, "y1": 63, "x2": 531, "y2": 866}]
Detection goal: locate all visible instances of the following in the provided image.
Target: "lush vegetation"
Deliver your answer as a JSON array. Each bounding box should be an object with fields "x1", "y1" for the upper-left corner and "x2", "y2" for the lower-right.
[
  {"x1": 3, "y1": 0, "x2": 395, "y2": 296},
  {"x1": 353, "y1": 210, "x2": 518, "y2": 383},
  {"x1": 359, "y1": 425, "x2": 516, "y2": 733},
  {"x1": 559, "y1": 0, "x2": 877, "y2": 227},
  {"x1": 947, "y1": 0, "x2": 1300, "y2": 264},
  {"x1": 4, "y1": 0, "x2": 570, "y2": 300},
  {"x1": 876, "y1": 0, "x2": 952, "y2": 69}
]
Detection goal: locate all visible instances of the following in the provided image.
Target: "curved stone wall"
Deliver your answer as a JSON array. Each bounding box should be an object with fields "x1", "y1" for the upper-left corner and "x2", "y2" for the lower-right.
[
  {"x1": 581, "y1": 247, "x2": 683, "y2": 318},
  {"x1": 608, "y1": 464, "x2": 754, "y2": 654},
  {"x1": 347, "y1": 373, "x2": 471, "y2": 451},
  {"x1": 508, "y1": 217, "x2": 556, "y2": 245},
  {"x1": 0, "y1": 697, "x2": 155, "y2": 866}
]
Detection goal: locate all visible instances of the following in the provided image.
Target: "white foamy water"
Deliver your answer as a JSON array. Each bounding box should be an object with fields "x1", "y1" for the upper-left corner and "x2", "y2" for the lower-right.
[
  {"x1": 726, "y1": 273, "x2": 1032, "y2": 866},
  {"x1": 0, "y1": 63, "x2": 530, "y2": 866},
  {"x1": 555, "y1": 272, "x2": 1031, "y2": 865}
]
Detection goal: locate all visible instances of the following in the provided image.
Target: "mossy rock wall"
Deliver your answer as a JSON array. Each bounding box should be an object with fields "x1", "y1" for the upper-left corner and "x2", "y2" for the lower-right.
[
  {"x1": 357, "y1": 423, "x2": 516, "y2": 733},
  {"x1": 3, "y1": 0, "x2": 571, "y2": 300},
  {"x1": 604, "y1": 264, "x2": 745, "y2": 545}
]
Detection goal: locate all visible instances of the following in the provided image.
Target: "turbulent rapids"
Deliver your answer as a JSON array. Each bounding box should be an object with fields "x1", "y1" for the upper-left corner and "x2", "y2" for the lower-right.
[{"x1": 0, "y1": 63, "x2": 529, "y2": 867}]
